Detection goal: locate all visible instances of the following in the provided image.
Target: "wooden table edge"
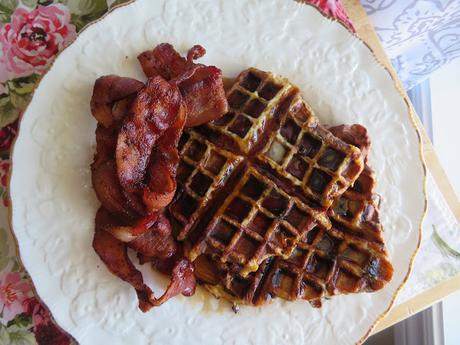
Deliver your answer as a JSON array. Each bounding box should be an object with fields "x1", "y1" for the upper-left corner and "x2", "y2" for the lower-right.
[
  {"x1": 341, "y1": 0, "x2": 460, "y2": 334},
  {"x1": 374, "y1": 273, "x2": 460, "y2": 332}
]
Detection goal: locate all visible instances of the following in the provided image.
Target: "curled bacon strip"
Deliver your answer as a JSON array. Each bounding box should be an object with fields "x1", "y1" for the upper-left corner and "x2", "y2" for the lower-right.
[
  {"x1": 150, "y1": 259, "x2": 196, "y2": 306},
  {"x1": 138, "y1": 43, "x2": 228, "y2": 127},
  {"x1": 107, "y1": 212, "x2": 159, "y2": 242},
  {"x1": 329, "y1": 124, "x2": 370, "y2": 161},
  {"x1": 91, "y1": 43, "x2": 227, "y2": 310},
  {"x1": 143, "y1": 101, "x2": 186, "y2": 211},
  {"x1": 91, "y1": 78, "x2": 148, "y2": 219},
  {"x1": 93, "y1": 208, "x2": 154, "y2": 312},
  {"x1": 174, "y1": 64, "x2": 228, "y2": 126},
  {"x1": 92, "y1": 125, "x2": 146, "y2": 219},
  {"x1": 137, "y1": 43, "x2": 189, "y2": 80},
  {"x1": 93, "y1": 124, "x2": 118, "y2": 168},
  {"x1": 186, "y1": 45, "x2": 206, "y2": 62},
  {"x1": 90, "y1": 75, "x2": 144, "y2": 128},
  {"x1": 93, "y1": 208, "x2": 196, "y2": 311},
  {"x1": 116, "y1": 76, "x2": 184, "y2": 192},
  {"x1": 91, "y1": 159, "x2": 138, "y2": 219},
  {"x1": 128, "y1": 213, "x2": 177, "y2": 259}
]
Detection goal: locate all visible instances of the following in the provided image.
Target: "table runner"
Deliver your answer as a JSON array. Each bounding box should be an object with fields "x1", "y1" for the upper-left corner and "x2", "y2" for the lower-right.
[
  {"x1": 361, "y1": 0, "x2": 460, "y2": 90},
  {"x1": 0, "y1": 1, "x2": 459, "y2": 344}
]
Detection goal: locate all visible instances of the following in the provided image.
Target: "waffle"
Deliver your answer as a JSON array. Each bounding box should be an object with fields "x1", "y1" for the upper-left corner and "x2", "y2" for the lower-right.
[
  {"x1": 194, "y1": 164, "x2": 394, "y2": 307},
  {"x1": 198, "y1": 68, "x2": 364, "y2": 209},
  {"x1": 169, "y1": 68, "x2": 366, "y2": 277}
]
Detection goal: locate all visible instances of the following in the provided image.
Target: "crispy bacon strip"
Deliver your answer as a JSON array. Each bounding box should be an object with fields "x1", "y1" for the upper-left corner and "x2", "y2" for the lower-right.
[
  {"x1": 93, "y1": 125, "x2": 147, "y2": 218},
  {"x1": 150, "y1": 258, "x2": 196, "y2": 306},
  {"x1": 128, "y1": 213, "x2": 177, "y2": 259},
  {"x1": 330, "y1": 124, "x2": 375, "y2": 201},
  {"x1": 122, "y1": 190, "x2": 146, "y2": 217},
  {"x1": 93, "y1": 124, "x2": 118, "y2": 169},
  {"x1": 137, "y1": 43, "x2": 189, "y2": 80},
  {"x1": 91, "y1": 160, "x2": 139, "y2": 219},
  {"x1": 92, "y1": 46, "x2": 214, "y2": 310},
  {"x1": 93, "y1": 208, "x2": 195, "y2": 310},
  {"x1": 174, "y1": 65, "x2": 228, "y2": 126},
  {"x1": 186, "y1": 45, "x2": 206, "y2": 62},
  {"x1": 107, "y1": 212, "x2": 178, "y2": 259},
  {"x1": 93, "y1": 208, "x2": 154, "y2": 312},
  {"x1": 138, "y1": 43, "x2": 228, "y2": 127},
  {"x1": 329, "y1": 124, "x2": 370, "y2": 161},
  {"x1": 90, "y1": 75, "x2": 143, "y2": 128},
  {"x1": 107, "y1": 212, "x2": 159, "y2": 242},
  {"x1": 116, "y1": 76, "x2": 183, "y2": 192},
  {"x1": 143, "y1": 101, "x2": 186, "y2": 211}
]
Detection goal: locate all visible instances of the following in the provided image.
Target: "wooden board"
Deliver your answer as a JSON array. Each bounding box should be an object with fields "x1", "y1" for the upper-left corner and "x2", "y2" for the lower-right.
[{"x1": 341, "y1": 0, "x2": 460, "y2": 333}]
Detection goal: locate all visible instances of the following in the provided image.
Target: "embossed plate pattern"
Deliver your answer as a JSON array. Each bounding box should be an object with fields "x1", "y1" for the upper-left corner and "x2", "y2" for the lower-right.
[{"x1": 9, "y1": 0, "x2": 426, "y2": 344}]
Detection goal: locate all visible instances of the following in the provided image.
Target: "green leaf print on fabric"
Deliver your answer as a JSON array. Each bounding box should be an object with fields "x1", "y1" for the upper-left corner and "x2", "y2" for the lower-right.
[
  {"x1": 20, "y1": 0, "x2": 39, "y2": 8},
  {"x1": 7, "y1": 314, "x2": 32, "y2": 329},
  {"x1": 0, "y1": 323, "x2": 37, "y2": 345},
  {"x1": 107, "y1": 0, "x2": 131, "y2": 9},
  {"x1": 0, "y1": 75, "x2": 39, "y2": 127},
  {"x1": 68, "y1": 0, "x2": 109, "y2": 31},
  {"x1": 0, "y1": 0, "x2": 19, "y2": 23},
  {"x1": 432, "y1": 225, "x2": 460, "y2": 259},
  {"x1": 0, "y1": 228, "x2": 11, "y2": 272}
]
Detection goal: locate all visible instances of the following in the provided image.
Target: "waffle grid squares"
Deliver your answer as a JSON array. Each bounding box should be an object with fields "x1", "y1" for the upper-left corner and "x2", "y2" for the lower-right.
[
  {"x1": 208, "y1": 69, "x2": 292, "y2": 154},
  {"x1": 189, "y1": 167, "x2": 323, "y2": 276},
  {"x1": 190, "y1": 174, "x2": 392, "y2": 304},
  {"x1": 172, "y1": 68, "x2": 365, "y2": 275},
  {"x1": 169, "y1": 67, "x2": 392, "y2": 306},
  {"x1": 219, "y1": 217, "x2": 388, "y2": 305},
  {"x1": 328, "y1": 167, "x2": 385, "y2": 244},
  {"x1": 258, "y1": 94, "x2": 363, "y2": 208},
  {"x1": 171, "y1": 131, "x2": 243, "y2": 240}
]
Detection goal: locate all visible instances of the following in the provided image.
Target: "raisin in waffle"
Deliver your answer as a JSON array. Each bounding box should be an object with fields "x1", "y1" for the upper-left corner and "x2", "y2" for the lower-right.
[
  {"x1": 193, "y1": 127, "x2": 394, "y2": 307},
  {"x1": 169, "y1": 68, "x2": 366, "y2": 277}
]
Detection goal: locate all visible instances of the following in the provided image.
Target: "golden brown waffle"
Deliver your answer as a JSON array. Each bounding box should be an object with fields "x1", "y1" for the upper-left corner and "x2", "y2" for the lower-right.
[
  {"x1": 172, "y1": 130, "x2": 243, "y2": 240},
  {"x1": 202, "y1": 68, "x2": 364, "y2": 209},
  {"x1": 169, "y1": 68, "x2": 366, "y2": 277},
  {"x1": 195, "y1": 164, "x2": 393, "y2": 307},
  {"x1": 188, "y1": 165, "x2": 329, "y2": 276},
  {"x1": 329, "y1": 166, "x2": 386, "y2": 246}
]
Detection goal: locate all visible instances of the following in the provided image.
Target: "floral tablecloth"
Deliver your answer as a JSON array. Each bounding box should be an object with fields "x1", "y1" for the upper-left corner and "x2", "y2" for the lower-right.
[{"x1": 0, "y1": 1, "x2": 459, "y2": 345}]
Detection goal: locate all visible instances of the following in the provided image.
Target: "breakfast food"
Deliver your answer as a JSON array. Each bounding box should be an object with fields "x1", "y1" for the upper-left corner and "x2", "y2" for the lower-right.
[
  {"x1": 170, "y1": 68, "x2": 365, "y2": 275},
  {"x1": 189, "y1": 124, "x2": 393, "y2": 306},
  {"x1": 90, "y1": 43, "x2": 228, "y2": 312},
  {"x1": 138, "y1": 43, "x2": 228, "y2": 127},
  {"x1": 90, "y1": 45, "x2": 393, "y2": 312},
  {"x1": 169, "y1": 68, "x2": 393, "y2": 306}
]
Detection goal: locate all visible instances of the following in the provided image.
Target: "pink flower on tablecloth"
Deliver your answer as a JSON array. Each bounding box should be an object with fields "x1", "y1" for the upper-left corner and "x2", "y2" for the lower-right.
[
  {"x1": 0, "y1": 160, "x2": 10, "y2": 206},
  {"x1": 0, "y1": 120, "x2": 18, "y2": 152},
  {"x1": 0, "y1": 271, "x2": 32, "y2": 323},
  {"x1": 24, "y1": 297, "x2": 71, "y2": 345},
  {"x1": 309, "y1": 0, "x2": 355, "y2": 31},
  {"x1": 0, "y1": 159, "x2": 10, "y2": 183},
  {"x1": 0, "y1": 4, "x2": 76, "y2": 82}
]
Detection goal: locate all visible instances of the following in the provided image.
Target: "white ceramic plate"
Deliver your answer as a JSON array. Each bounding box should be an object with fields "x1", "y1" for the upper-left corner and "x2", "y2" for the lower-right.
[{"x1": 10, "y1": 0, "x2": 426, "y2": 344}]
